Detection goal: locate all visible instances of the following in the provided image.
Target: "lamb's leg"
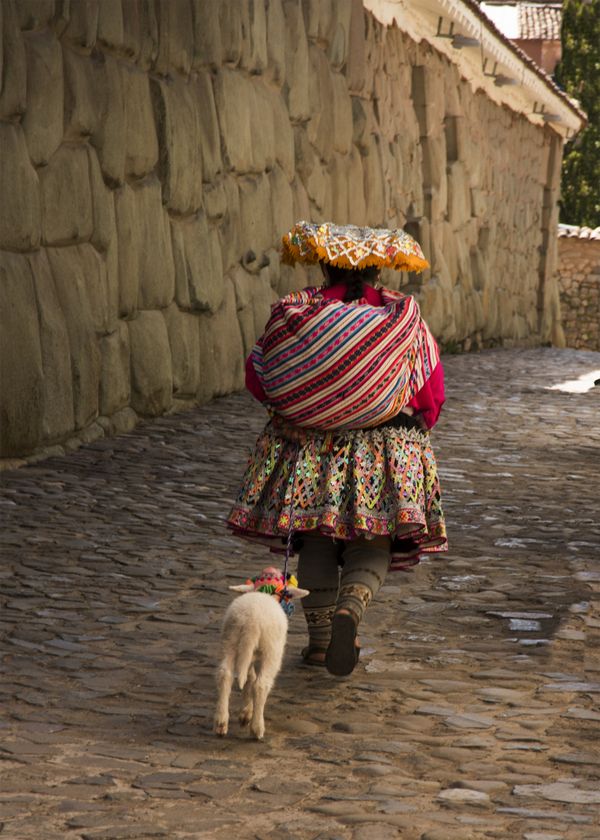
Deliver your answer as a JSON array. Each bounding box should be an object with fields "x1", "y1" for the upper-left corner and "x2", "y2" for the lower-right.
[
  {"x1": 250, "y1": 647, "x2": 284, "y2": 740},
  {"x1": 214, "y1": 656, "x2": 235, "y2": 736},
  {"x1": 239, "y1": 664, "x2": 256, "y2": 727}
]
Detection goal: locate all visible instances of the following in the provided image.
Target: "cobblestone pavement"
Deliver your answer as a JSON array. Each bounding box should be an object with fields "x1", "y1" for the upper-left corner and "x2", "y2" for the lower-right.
[{"x1": 1, "y1": 348, "x2": 599, "y2": 840}]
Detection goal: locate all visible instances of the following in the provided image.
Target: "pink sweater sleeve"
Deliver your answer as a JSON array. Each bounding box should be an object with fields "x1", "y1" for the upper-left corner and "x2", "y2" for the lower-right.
[
  {"x1": 407, "y1": 361, "x2": 445, "y2": 429},
  {"x1": 246, "y1": 352, "x2": 268, "y2": 403}
]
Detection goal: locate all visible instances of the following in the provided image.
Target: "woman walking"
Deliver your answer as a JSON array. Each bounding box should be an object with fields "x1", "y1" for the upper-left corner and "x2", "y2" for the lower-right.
[{"x1": 227, "y1": 221, "x2": 447, "y2": 676}]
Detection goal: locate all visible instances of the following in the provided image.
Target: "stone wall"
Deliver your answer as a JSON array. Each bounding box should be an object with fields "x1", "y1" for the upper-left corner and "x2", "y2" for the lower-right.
[
  {"x1": 557, "y1": 228, "x2": 600, "y2": 351},
  {"x1": 0, "y1": 0, "x2": 565, "y2": 462}
]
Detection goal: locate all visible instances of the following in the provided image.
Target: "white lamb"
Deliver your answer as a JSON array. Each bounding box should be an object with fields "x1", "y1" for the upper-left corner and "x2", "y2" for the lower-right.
[{"x1": 213, "y1": 567, "x2": 309, "y2": 740}]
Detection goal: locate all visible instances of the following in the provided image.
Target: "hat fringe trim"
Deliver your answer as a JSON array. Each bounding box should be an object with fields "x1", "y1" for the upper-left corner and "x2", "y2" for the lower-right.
[{"x1": 281, "y1": 234, "x2": 429, "y2": 273}]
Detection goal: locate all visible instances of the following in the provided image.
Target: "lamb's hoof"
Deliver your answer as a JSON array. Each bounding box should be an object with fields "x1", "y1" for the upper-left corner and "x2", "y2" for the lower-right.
[
  {"x1": 239, "y1": 710, "x2": 252, "y2": 727},
  {"x1": 251, "y1": 725, "x2": 265, "y2": 741},
  {"x1": 214, "y1": 720, "x2": 228, "y2": 736}
]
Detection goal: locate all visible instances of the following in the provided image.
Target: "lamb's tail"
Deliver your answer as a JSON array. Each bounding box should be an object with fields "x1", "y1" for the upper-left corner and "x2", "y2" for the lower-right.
[{"x1": 235, "y1": 626, "x2": 260, "y2": 689}]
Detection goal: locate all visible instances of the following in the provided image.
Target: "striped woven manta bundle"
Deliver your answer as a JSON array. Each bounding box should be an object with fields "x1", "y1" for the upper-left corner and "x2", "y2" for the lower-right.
[{"x1": 251, "y1": 286, "x2": 440, "y2": 430}]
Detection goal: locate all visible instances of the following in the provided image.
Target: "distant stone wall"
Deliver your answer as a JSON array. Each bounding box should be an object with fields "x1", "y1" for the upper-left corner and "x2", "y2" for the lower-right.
[
  {"x1": 557, "y1": 229, "x2": 600, "y2": 351},
  {"x1": 0, "y1": 0, "x2": 564, "y2": 462}
]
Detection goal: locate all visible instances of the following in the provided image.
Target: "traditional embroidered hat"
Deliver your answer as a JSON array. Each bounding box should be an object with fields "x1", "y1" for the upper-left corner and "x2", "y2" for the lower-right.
[{"x1": 281, "y1": 220, "x2": 429, "y2": 273}]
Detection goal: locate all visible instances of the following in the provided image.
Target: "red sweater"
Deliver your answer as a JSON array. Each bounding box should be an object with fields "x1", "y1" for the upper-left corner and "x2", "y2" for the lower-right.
[{"x1": 246, "y1": 283, "x2": 445, "y2": 429}]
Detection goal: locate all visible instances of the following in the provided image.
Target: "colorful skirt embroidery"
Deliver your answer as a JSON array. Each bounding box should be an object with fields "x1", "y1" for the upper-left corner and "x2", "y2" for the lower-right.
[{"x1": 227, "y1": 417, "x2": 447, "y2": 571}]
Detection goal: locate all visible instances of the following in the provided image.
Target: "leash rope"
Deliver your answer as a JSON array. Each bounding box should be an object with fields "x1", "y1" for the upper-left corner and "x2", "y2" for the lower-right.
[{"x1": 280, "y1": 446, "x2": 301, "y2": 614}]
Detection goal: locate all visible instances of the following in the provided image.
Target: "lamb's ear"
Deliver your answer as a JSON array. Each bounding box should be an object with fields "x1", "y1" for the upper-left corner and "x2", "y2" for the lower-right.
[
  {"x1": 229, "y1": 584, "x2": 254, "y2": 593},
  {"x1": 287, "y1": 586, "x2": 310, "y2": 599}
]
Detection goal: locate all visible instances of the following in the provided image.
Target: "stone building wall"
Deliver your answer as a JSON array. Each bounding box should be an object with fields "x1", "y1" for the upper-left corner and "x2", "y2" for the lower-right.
[
  {"x1": 557, "y1": 228, "x2": 600, "y2": 352},
  {"x1": 0, "y1": 0, "x2": 565, "y2": 462}
]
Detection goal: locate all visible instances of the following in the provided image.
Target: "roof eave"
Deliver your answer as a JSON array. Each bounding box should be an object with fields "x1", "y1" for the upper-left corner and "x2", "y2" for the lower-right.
[{"x1": 363, "y1": 0, "x2": 587, "y2": 139}]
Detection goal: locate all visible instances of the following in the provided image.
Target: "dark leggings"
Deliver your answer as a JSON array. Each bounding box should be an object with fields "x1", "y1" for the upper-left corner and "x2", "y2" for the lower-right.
[{"x1": 297, "y1": 533, "x2": 391, "y2": 650}]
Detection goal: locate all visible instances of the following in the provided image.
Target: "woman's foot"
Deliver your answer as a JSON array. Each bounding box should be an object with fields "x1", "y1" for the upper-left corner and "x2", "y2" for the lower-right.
[
  {"x1": 325, "y1": 609, "x2": 361, "y2": 676},
  {"x1": 300, "y1": 645, "x2": 327, "y2": 666}
]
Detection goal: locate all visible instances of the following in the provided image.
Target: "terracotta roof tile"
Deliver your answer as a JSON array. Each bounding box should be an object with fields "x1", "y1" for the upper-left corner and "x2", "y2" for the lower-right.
[
  {"x1": 558, "y1": 224, "x2": 600, "y2": 241},
  {"x1": 518, "y1": 4, "x2": 562, "y2": 41}
]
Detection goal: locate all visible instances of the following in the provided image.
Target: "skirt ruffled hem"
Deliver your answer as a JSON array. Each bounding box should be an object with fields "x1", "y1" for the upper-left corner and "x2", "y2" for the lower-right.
[{"x1": 227, "y1": 418, "x2": 448, "y2": 571}]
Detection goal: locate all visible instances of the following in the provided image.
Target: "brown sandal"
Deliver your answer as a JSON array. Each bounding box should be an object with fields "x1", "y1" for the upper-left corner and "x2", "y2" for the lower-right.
[{"x1": 300, "y1": 646, "x2": 327, "y2": 667}]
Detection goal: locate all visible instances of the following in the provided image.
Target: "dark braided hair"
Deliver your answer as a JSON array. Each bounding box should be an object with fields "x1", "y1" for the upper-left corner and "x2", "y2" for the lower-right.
[{"x1": 322, "y1": 263, "x2": 381, "y2": 302}]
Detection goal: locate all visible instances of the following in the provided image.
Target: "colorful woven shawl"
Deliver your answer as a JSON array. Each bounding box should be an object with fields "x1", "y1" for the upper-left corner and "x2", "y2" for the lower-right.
[{"x1": 251, "y1": 286, "x2": 440, "y2": 430}]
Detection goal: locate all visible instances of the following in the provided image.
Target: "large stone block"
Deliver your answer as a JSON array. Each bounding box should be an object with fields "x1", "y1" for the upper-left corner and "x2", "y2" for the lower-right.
[
  {"x1": 345, "y1": 0, "x2": 366, "y2": 93},
  {"x1": 22, "y1": 31, "x2": 63, "y2": 166},
  {"x1": 213, "y1": 67, "x2": 253, "y2": 173},
  {"x1": 154, "y1": 0, "x2": 194, "y2": 75},
  {"x1": 447, "y1": 161, "x2": 471, "y2": 228},
  {"x1": 238, "y1": 173, "x2": 274, "y2": 256},
  {"x1": 87, "y1": 146, "x2": 115, "y2": 255},
  {"x1": 29, "y1": 249, "x2": 74, "y2": 442},
  {"x1": 363, "y1": 135, "x2": 385, "y2": 225},
  {"x1": 194, "y1": 70, "x2": 221, "y2": 182},
  {"x1": 17, "y1": 1, "x2": 55, "y2": 31},
  {"x1": 40, "y1": 144, "x2": 93, "y2": 246},
  {"x1": 0, "y1": 123, "x2": 41, "y2": 251},
  {"x1": 116, "y1": 177, "x2": 175, "y2": 315},
  {"x1": 202, "y1": 178, "x2": 227, "y2": 221},
  {"x1": 47, "y1": 246, "x2": 101, "y2": 430},
  {"x1": 104, "y1": 224, "x2": 120, "y2": 345},
  {"x1": 121, "y1": 0, "x2": 159, "y2": 69},
  {"x1": 170, "y1": 220, "x2": 191, "y2": 310},
  {"x1": 0, "y1": 251, "x2": 44, "y2": 456},
  {"x1": 90, "y1": 54, "x2": 125, "y2": 185},
  {"x1": 163, "y1": 303, "x2": 200, "y2": 397},
  {"x1": 306, "y1": 157, "x2": 328, "y2": 213},
  {"x1": 230, "y1": 264, "x2": 273, "y2": 356},
  {"x1": 114, "y1": 183, "x2": 139, "y2": 317},
  {"x1": 192, "y1": 0, "x2": 221, "y2": 68},
  {"x1": 269, "y1": 165, "x2": 294, "y2": 242},
  {"x1": 411, "y1": 64, "x2": 444, "y2": 139},
  {"x1": 121, "y1": 63, "x2": 158, "y2": 179},
  {"x1": 171, "y1": 211, "x2": 224, "y2": 313},
  {"x1": 240, "y1": 0, "x2": 267, "y2": 73},
  {"x1": 294, "y1": 126, "x2": 317, "y2": 183},
  {"x1": 128, "y1": 311, "x2": 173, "y2": 416},
  {"x1": 346, "y1": 146, "x2": 366, "y2": 224},
  {"x1": 283, "y1": 0, "x2": 310, "y2": 121},
  {"x1": 62, "y1": 0, "x2": 99, "y2": 52},
  {"x1": 218, "y1": 176, "x2": 241, "y2": 272},
  {"x1": 99, "y1": 320, "x2": 130, "y2": 416},
  {"x1": 291, "y1": 176, "x2": 311, "y2": 223},
  {"x1": 269, "y1": 88, "x2": 295, "y2": 180},
  {"x1": 327, "y1": 0, "x2": 352, "y2": 69},
  {"x1": 331, "y1": 72, "x2": 353, "y2": 155},
  {"x1": 417, "y1": 276, "x2": 448, "y2": 339},
  {"x1": 306, "y1": 161, "x2": 332, "y2": 222},
  {"x1": 153, "y1": 77, "x2": 203, "y2": 214},
  {"x1": 63, "y1": 46, "x2": 100, "y2": 142},
  {"x1": 251, "y1": 79, "x2": 276, "y2": 172},
  {"x1": 330, "y1": 153, "x2": 349, "y2": 223},
  {"x1": 303, "y1": 0, "x2": 333, "y2": 43},
  {"x1": 196, "y1": 312, "x2": 217, "y2": 403},
  {"x1": 0, "y1": 0, "x2": 26, "y2": 119},
  {"x1": 307, "y1": 45, "x2": 334, "y2": 161},
  {"x1": 266, "y1": 0, "x2": 286, "y2": 84},
  {"x1": 219, "y1": 0, "x2": 247, "y2": 66},
  {"x1": 97, "y1": 0, "x2": 124, "y2": 50},
  {"x1": 421, "y1": 134, "x2": 446, "y2": 195},
  {"x1": 78, "y1": 243, "x2": 111, "y2": 335},
  {"x1": 200, "y1": 278, "x2": 244, "y2": 397},
  {"x1": 351, "y1": 96, "x2": 373, "y2": 155}
]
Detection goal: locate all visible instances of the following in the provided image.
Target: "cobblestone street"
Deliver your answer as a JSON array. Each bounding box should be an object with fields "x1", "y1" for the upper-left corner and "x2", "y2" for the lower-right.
[{"x1": 1, "y1": 347, "x2": 599, "y2": 840}]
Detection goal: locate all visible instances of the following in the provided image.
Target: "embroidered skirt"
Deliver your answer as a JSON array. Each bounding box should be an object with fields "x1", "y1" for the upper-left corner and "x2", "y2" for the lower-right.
[{"x1": 227, "y1": 417, "x2": 447, "y2": 571}]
